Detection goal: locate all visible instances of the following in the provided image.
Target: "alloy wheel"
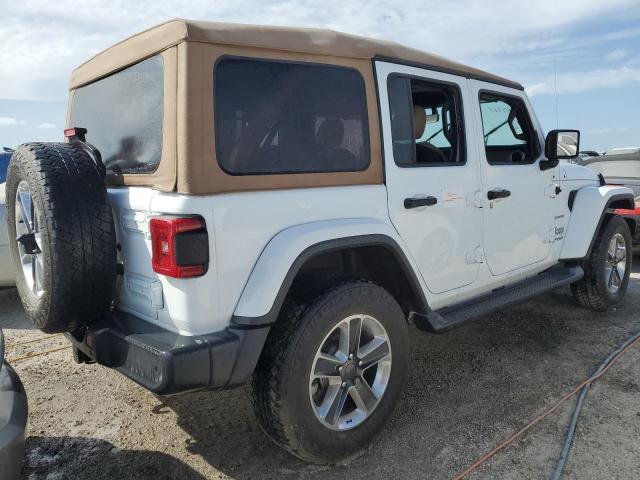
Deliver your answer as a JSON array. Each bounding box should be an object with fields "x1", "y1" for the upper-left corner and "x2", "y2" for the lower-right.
[
  {"x1": 309, "y1": 314, "x2": 392, "y2": 431},
  {"x1": 605, "y1": 232, "x2": 627, "y2": 294},
  {"x1": 14, "y1": 181, "x2": 44, "y2": 297}
]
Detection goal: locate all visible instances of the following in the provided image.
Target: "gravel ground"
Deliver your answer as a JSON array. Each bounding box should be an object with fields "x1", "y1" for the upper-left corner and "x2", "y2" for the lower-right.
[{"x1": 2, "y1": 265, "x2": 640, "y2": 480}]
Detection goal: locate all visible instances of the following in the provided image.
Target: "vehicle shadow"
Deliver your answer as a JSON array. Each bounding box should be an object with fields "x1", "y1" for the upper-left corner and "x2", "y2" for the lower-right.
[
  {"x1": 159, "y1": 265, "x2": 640, "y2": 480},
  {"x1": 23, "y1": 435, "x2": 207, "y2": 480}
]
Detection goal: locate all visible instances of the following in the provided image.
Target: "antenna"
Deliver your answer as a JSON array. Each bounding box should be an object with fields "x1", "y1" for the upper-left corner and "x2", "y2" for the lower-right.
[{"x1": 554, "y1": 61, "x2": 559, "y2": 129}]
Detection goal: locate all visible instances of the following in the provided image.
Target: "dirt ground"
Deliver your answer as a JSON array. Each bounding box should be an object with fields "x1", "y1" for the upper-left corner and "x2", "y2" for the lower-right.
[{"x1": 2, "y1": 265, "x2": 640, "y2": 480}]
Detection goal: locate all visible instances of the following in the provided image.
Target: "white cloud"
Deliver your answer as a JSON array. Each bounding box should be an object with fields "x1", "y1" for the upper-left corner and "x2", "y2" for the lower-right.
[
  {"x1": 0, "y1": 0, "x2": 637, "y2": 100},
  {"x1": 0, "y1": 117, "x2": 26, "y2": 126},
  {"x1": 588, "y1": 127, "x2": 629, "y2": 135},
  {"x1": 38, "y1": 123, "x2": 56, "y2": 129},
  {"x1": 606, "y1": 49, "x2": 628, "y2": 61},
  {"x1": 526, "y1": 66, "x2": 640, "y2": 96}
]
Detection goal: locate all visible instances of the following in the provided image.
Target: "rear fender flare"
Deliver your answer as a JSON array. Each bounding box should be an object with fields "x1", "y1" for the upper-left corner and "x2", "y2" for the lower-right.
[{"x1": 231, "y1": 218, "x2": 430, "y2": 327}]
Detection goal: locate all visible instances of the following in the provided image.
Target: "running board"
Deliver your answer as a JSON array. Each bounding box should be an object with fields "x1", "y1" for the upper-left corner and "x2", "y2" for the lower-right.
[{"x1": 414, "y1": 265, "x2": 584, "y2": 333}]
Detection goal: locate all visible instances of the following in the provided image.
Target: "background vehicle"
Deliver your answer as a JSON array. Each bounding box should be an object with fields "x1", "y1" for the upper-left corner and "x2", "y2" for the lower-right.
[
  {"x1": 580, "y1": 150, "x2": 601, "y2": 158},
  {"x1": 6, "y1": 20, "x2": 635, "y2": 463},
  {"x1": 582, "y1": 147, "x2": 640, "y2": 249},
  {"x1": 582, "y1": 147, "x2": 640, "y2": 195},
  {"x1": 0, "y1": 329, "x2": 28, "y2": 480},
  {"x1": 0, "y1": 148, "x2": 15, "y2": 286}
]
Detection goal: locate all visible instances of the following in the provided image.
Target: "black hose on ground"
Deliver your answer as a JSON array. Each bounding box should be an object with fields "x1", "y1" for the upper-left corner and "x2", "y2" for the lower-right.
[{"x1": 550, "y1": 329, "x2": 640, "y2": 480}]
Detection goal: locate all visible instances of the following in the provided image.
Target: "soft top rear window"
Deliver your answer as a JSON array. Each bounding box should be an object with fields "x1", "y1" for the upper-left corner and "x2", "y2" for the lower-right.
[
  {"x1": 214, "y1": 57, "x2": 370, "y2": 175},
  {"x1": 70, "y1": 55, "x2": 164, "y2": 175}
]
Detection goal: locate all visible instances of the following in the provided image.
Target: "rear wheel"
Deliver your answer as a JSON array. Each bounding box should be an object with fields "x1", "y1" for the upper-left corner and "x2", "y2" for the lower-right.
[
  {"x1": 571, "y1": 216, "x2": 632, "y2": 311},
  {"x1": 251, "y1": 281, "x2": 409, "y2": 463}
]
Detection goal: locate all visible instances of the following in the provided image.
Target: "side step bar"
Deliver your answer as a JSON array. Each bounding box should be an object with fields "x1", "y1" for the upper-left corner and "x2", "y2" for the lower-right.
[{"x1": 414, "y1": 264, "x2": 584, "y2": 333}]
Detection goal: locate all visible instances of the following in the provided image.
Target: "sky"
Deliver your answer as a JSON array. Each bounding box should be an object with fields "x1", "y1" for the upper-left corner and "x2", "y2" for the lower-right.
[{"x1": 1, "y1": 0, "x2": 639, "y2": 152}]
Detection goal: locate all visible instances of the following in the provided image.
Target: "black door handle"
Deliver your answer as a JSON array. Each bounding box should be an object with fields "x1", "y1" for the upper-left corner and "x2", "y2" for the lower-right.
[
  {"x1": 404, "y1": 196, "x2": 438, "y2": 209},
  {"x1": 487, "y1": 189, "x2": 511, "y2": 200}
]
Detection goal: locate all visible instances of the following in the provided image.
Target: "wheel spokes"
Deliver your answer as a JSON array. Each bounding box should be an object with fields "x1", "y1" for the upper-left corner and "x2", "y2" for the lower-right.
[
  {"x1": 17, "y1": 191, "x2": 33, "y2": 232},
  {"x1": 358, "y1": 336, "x2": 390, "y2": 370},
  {"x1": 313, "y1": 353, "x2": 342, "y2": 380},
  {"x1": 612, "y1": 268, "x2": 622, "y2": 288},
  {"x1": 607, "y1": 239, "x2": 616, "y2": 262},
  {"x1": 322, "y1": 385, "x2": 349, "y2": 426},
  {"x1": 350, "y1": 380, "x2": 377, "y2": 412},
  {"x1": 348, "y1": 316, "x2": 362, "y2": 356},
  {"x1": 33, "y1": 254, "x2": 44, "y2": 293},
  {"x1": 337, "y1": 316, "x2": 363, "y2": 359}
]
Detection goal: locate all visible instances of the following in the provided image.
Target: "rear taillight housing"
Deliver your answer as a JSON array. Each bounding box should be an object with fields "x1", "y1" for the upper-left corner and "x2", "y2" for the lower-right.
[{"x1": 150, "y1": 216, "x2": 209, "y2": 278}]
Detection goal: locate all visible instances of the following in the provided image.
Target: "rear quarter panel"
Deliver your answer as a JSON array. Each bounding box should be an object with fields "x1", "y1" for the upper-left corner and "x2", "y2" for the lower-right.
[{"x1": 111, "y1": 185, "x2": 391, "y2": 336}]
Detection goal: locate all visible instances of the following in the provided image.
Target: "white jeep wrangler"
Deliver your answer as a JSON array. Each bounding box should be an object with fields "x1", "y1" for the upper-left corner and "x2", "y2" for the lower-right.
[{"x1": 6, "y1": 19, "x2": 635, "y2": 463}]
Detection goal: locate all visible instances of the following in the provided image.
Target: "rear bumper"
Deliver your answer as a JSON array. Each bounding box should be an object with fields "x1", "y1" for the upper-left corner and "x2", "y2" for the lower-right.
[
  {"x1": 0, "y1": 362, "x2": 28, "y2": 480},
  {"x1": 66, "y1": 312, "x2": 270, "y2": 395}
]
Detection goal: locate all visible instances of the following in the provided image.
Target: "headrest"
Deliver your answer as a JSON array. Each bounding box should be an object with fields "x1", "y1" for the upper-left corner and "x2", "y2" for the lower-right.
[
  {"x1": 316, "y1": 118, "x2": 344, "y2": 149},
  {"x1": 413, "y1": 105, "x2": 426, "y2": 140}
]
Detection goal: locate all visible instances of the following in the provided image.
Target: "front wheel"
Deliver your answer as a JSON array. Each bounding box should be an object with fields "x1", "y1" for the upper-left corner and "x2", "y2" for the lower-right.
[
  {"x1": 251, "y1": 281, "x2": 409, "y2": 463},
  {"x1": 571, "y1": 216, "x2": 632, "y2": 311}
]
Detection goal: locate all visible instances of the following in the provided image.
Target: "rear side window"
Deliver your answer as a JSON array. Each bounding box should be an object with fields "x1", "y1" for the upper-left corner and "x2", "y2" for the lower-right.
[
  {"x1": 479, "y1": 92, "x2": 537, "y2": 164},
  {"x1": 70, "y1": 55, "x2": 164, "y2": 175},
  {"x1": 215, "y1": 58, "x2": 370, "y2": 175}
]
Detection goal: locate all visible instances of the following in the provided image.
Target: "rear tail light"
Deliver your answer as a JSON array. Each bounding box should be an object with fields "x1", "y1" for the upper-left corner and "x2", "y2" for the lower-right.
[{"x1": 150, "y1": 216, "x2": 209, "y2": 278}]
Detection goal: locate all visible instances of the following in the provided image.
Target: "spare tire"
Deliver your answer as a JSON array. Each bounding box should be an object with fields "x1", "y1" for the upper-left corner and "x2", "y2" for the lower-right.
[{"x1": 6, "y1": 143, "x2": 116, "y2": 333}]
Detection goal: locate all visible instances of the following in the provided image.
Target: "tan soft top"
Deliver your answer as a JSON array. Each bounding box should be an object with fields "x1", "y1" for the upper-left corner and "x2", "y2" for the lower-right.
[{"x1": 70, "y1": 18, "x2": 522, "y2": 90}]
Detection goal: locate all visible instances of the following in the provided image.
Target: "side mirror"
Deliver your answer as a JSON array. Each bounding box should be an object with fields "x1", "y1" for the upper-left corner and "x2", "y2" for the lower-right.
[{"x1": 542, "y1": 129, "x2": 580, "y2": 170}]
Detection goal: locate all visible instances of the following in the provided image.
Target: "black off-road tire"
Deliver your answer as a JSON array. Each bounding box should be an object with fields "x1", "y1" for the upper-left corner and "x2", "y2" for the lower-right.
[
  {"x1": 6, "y1": 143, "x2": 116, "y2": 333},
  {"x1": 570, "y1": 216, "x2": 632, "y2": 311},
  {"x1": 251, "y1": 280, "x2": 409, "y2": 463}
]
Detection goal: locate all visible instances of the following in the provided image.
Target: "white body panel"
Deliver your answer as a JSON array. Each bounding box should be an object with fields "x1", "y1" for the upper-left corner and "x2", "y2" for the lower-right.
[
  {"x1": 559, "y1": 184, "x2": 634, "y2": 259},
  {"x1": 375, "y1": 62, "x2": 483, "y2": 295},
  {"x1": 559, "y1": 162, "x2": 600, "y2": 183},
  {"x1": 110, "y1": 185, "x2": 393, "y2": 335},
  {"x1": 468, "y1": 79, "x2": 557, "y2": 276},
  {"x1": 372, "y1": 60, "x2": 575, "y2": 311},
  {"x1": 0, "y1": 183, "x2": 15, "y2": 287}
]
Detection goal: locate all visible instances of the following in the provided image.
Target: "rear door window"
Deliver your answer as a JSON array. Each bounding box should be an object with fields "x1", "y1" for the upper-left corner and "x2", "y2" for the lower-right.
[
  {"x1": 215, "y1": 58, "x2": 370, "y2": 175},
  {"x1": 387, "y1": 75, "x2": 465, "y2": 167},
  {"x1": 70, "y1": 55, "x2": 164, "y2": 175}
]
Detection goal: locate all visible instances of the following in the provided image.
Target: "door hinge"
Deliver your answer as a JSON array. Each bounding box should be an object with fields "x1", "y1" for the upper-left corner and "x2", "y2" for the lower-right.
[
  {"x1": 465, "y1": 246, "x2": 484, "y2": 264},
  {"x1": 466, "y1": 190, "x2": 484, "y2": 208}
]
